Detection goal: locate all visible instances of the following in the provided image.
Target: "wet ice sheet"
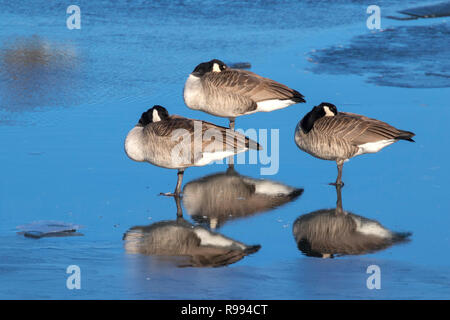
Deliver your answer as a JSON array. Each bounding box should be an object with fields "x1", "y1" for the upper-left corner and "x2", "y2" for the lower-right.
[
  {"x1": 0, "y1": 0, "x2": 449, "y2": 300},
  {"x1": 1, "y1": 235, "x2": 448, "y2": 299}
]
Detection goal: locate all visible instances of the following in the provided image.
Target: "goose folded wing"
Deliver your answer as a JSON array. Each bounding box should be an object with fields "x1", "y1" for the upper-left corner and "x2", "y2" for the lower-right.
[
  {"x1": 200, "y1": 120, "x2": 261, "y2": 153},
  {"x1": 150, "y1": 118, "x2": 260, "y2": 155},
  {"x1": 315, "y1": 113, "x2": 408, "y2": 146},
  {"x1": 204, "y1": 69, "x2": 303, "y2": 102}
]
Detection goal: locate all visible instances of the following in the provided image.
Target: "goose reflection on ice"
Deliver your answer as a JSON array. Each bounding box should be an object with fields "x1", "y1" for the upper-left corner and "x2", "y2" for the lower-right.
[
  {"x1": 293, "y1": 185, "x2": 411, "y2": 258},
  {"x1": 182, "y1": 168, "x2": 303, "y2": 229},
  {"x1": 123, "y1": 196, "x2": 260, "y2": 267}
]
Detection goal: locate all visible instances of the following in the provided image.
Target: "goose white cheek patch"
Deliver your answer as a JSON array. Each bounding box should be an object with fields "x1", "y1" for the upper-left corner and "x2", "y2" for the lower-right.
[
  {"x1": 212, "y1": 63, "x2": 221, "y2": 72},
  {"x1": 152, "y1": 109, "x2": 162, "y2": 122},
  {"x1": 323, "y1": 106, "x2": 335, "y2": 117}
]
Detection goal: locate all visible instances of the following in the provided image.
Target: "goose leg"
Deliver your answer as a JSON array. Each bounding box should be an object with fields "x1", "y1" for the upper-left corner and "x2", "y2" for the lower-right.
[
  {"x1": 174, "y1": 194, "x2": 183, "y2": 218},
  {"x1": 160, "y1": 169, "x2": 185, "y2": 197},
  {"x1": 228, "y1": 117, "x2": 236, "y2": 168},
  {"x1": 229, "y1": 117, "x2": 235, "y2": 130},
  {"x1": 175, "y1": 169, "x2": 184, "y2": 195},
  {"x1": 330, "y1": 160, "x2": 345, "y2": 187},
  {"x1": 336, "y1": 160, "x2": 344, "y2": 186},
  {"x1": 335, "y1": 184, "x2": 344, "y2": 216}
]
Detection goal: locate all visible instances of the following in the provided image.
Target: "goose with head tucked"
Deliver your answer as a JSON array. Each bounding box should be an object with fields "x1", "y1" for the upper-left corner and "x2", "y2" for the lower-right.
[
  {"x1": 183, "y1": 59, "x2": 305, "y2": 129},
  {"x1": 124, "y1": 105, "x2": 261, "y2": 196},
  {"x1": 294, "y1": 102, "x2": 415, "y2": 186}
]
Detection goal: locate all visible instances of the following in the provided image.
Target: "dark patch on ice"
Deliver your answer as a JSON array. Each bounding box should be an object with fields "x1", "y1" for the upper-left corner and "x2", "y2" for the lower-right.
[
  {"x1": 307, "y1": 23, "x2": 450, "y2": 88},
  {"x1": 388, "y1": 1, "x2": 450, "y2": 20},
  {"x1": 16, "y1": 221, "x2": 83, "y2": 239}
]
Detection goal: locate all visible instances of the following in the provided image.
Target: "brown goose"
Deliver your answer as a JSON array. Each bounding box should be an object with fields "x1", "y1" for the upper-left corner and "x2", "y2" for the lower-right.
[
  {"x1": 293, "y1": 185, "x2": 411, "y2": 258},
  {"x1": 124, "y1": 105, "x2": 261, "y2": 195},
  {"x1": 183, "y1": 59, "x2": 305, "y2": 129},
  {"x1": 294, "y1": 102, "x2": 415, "y2": 185},
  {"x1": 123, "y1": 196, "x2": 260, "y2": 267}
]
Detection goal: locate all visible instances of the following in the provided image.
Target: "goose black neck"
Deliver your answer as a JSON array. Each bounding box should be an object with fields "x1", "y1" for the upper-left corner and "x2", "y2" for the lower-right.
[{"x1": 300, "y1": 107, "x2": 325, "y2": 133}]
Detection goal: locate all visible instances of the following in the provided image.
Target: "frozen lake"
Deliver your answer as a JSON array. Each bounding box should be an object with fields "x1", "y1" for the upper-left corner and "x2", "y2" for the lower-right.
[{"x1": 0, "y1": 0, "x2": 449, "y2": 299}]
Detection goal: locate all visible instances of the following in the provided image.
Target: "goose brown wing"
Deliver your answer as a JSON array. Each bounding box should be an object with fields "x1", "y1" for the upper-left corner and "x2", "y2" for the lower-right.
[
  {"x1": 203, "y1": 69, "x2": 304, "y2": 103},
  {"x1": 199, "y1": 119, "x2": 262, "y2": 152},
  {"x1": 146, "y1": 116, "x2": 195, "y2": 136},
  {"x1": 313, "y1": 112, "x2": 412, "y2": 146},
  {"x1": 147, "y1": 117, "x2": 261, "y2": 155}
]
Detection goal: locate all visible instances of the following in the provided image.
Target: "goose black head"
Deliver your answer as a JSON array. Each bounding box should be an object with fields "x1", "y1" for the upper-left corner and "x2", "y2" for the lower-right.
[
  {"x1": 138, "y1": 105, "x2": 169, "y2": 126},
  {"x1": 300, "y1": 102, "x2": 338, "y2": 133},
  {"x1": 192, "y1": 59, "x2": 228, "y2": 76}
]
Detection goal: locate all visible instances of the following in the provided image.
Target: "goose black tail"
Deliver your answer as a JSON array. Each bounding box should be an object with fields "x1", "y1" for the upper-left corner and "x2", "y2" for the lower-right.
[
  {"x1": 396, "y1": 130, "x2": 415, "y2": 142},
  {"x1": 391, "y1": 231, "x2": 412, "y2": 244},
  {"x1": 246, "y1": 138, "x2": 263, "y2": 150},
  {"x1": 289, "y1": 188, "x2": 304, "y2": 200},
  {"x1": 292, "y1": 89, "x2": 306, "y2": 103},
  {"x1": 244, "y1": 245, "x2": 261, "y2": 254}
]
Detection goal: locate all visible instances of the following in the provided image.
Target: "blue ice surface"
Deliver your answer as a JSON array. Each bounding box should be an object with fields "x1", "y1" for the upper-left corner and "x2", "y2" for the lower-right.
[{"x1": 0, "y1": 0, "x2": 449, "y2": 299}]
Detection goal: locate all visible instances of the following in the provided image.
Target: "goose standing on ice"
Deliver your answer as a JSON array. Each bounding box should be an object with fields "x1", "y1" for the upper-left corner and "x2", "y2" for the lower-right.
[
  {"x1": 183, "y1": 59, "x2": 305, "y2": 129},
  {"x1": 294, "y1": 102, "x2": 415, "y2": 186},
  {"x1": 124, "y1": 105, "x2": 261, "y2": 196}
]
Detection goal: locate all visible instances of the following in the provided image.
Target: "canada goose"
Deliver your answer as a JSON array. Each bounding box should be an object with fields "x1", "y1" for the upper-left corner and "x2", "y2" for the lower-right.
[
  {"x1": 124, "y1": 105, "x2": 261, "y2": 196},
  {"x1": 123, "y1": 196, "x2": 261, "y2": 267},
  {"x1": 183, "y1": 167, "x2": 303, "y2": 229},
  {"x1": 294, "y1": 102, "x2": 415, "y2": 186},
  {"x1": 293, "y1": 185, "x2": 411, "y2": 258},
  {"x1": 183, "y1": 59, "x2": 305, "y2": 129}
]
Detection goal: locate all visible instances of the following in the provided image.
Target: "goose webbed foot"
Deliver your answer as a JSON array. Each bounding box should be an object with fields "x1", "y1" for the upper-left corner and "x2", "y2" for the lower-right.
[{"x1": 159, "y1": 170, "x2": 184, "y2": 197}]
